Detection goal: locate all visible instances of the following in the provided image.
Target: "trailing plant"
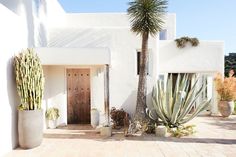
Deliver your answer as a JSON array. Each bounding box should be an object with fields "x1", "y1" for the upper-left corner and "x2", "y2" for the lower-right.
[
  {"x1": 175, "y1": 36, "x2": 199, "y2": 48},
  {"x1": 45, "y1": 107, "x2": 60, "y2": 120},
  {"x1": 14, "y1": 48, "x2": 44, "y2": 110},
  {"x1": 148, "y1": 74, "x2": 210, "y2": 128},
  {"x1": 214, "y1": 73, "x2": 236, "y2": 101},
  {"x1": 110, "y1": 107, "x2": 128, "y2": 129},
  {"x1": 168, "y1": 125, "x2": 196, "y2": 138}
]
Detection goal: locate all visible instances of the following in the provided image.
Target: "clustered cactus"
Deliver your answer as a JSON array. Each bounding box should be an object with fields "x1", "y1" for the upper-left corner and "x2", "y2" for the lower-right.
[{"x1": 14, "y1": 48, "x2": 44, "y2": 110}]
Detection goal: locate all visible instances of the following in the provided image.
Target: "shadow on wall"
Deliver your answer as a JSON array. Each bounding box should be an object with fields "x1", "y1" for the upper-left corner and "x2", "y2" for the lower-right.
[
  {"x1": 48, "y1": 28, "x2": 111, "y2": 48},
  {"x1": 121, "y1": 90, "x2": 154, "y2": 119},
  {"x1": 121, "y1": 90, "x2": 137, "y2": 117},
  {"x1": 6, "y1": 57, "x2": 19, "y2": 149}
]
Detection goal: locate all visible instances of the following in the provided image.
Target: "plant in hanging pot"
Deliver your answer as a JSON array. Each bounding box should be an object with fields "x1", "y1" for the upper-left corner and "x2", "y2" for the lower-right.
[
  {"x1": 46, "y1": 107, "x2": 60, "y2": 129},
  {"x1": 214, "y1": 73, "x2": 236, "y2": 117},
  {"x1": 14, "y1": 48, "x2": 44, "y2": 149}
]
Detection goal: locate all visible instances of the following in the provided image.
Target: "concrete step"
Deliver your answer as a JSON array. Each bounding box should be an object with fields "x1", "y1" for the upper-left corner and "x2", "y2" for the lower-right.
[{"x1": 44, "y1": 124, "x2": 100, "y2": 139}]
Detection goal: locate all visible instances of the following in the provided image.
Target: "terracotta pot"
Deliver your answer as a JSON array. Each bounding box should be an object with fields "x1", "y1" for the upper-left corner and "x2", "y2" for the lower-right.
[
  {"x1": 218, "y1": 101, "x2": 234, "y2": 117},
  {"x1": 18, "y1": 110, "x2": 43, "y2": 149}
]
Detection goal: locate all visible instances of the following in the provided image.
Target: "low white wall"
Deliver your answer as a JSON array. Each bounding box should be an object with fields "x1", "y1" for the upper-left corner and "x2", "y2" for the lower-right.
[
  {"x1": 159, "y1": 40, "x2": 224, "y2": 73},
  {"x1": 0, "y1": 4, "x2": 27, "y2": 156},
  {"x1": 42, "y1": 65, "x2": 105, "y2": 126}
]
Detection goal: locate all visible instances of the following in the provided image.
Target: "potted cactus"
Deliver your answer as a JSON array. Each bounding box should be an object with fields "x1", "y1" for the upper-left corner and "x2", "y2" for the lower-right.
[
  {"x1": 46, "y1": 107, "x2": 60, "y2": 129},
  {"x1": 14, "y1": 48, "x2": 44, "y2": 149}
]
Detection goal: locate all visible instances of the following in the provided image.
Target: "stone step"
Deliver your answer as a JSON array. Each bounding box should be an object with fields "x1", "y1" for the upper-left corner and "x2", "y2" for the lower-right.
[{"x1": 44, "y1": 124, "x2": 100, "y2": 139}]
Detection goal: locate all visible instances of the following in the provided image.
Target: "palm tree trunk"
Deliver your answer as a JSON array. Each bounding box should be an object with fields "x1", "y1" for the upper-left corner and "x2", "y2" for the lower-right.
[{"x1": 135, "y1": 32, "x2": 149, "y2": 121}]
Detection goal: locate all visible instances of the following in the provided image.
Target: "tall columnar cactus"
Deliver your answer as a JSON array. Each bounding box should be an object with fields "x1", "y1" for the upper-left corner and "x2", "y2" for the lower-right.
[
  {"x1": 14, "y1": 48, "x2": 44, "y2": 110},
  {"x1": 149, "y1": 74, "x2": 210, "y2": 128}
]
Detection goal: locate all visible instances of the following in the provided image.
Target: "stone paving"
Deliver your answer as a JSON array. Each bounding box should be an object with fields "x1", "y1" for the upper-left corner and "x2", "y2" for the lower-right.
[{"x1": 4, "y1": 116, "x2": 236, "y2": 157}]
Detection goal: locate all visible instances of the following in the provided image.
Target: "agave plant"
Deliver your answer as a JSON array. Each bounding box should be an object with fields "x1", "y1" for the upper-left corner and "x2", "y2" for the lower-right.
[{"x1": 149, "y1": 74, "x2": 210, "y2": 128}]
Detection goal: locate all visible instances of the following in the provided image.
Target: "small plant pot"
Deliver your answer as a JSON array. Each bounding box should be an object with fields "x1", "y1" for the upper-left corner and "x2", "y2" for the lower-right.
[
  {"x1": 48, "y1": 120, "x2": 57, "y2": 129},
  {"x1": 218, "y1": 101, "x2": 234, "y2": 117},
  {"x1": 155, "y1": 125, "x2": 167, "y2": 137},
  {"x1": 100, "y1": 126, "x2": 112, "y2": 137}
]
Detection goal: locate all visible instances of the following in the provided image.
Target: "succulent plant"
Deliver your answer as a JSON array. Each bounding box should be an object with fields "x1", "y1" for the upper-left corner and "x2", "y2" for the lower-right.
[
  {"x1": 175, "y1": 37, "x2": 199, "y2": 48},
  {"x1": 148, "y1": 74, "x2": 210, "y2": 128},
  {"x1": 45, "y1": 107, "x2": 60, "y2": 120},
  {"x1": 14, "y1": 48, "x2": 44, "y2": 110}
]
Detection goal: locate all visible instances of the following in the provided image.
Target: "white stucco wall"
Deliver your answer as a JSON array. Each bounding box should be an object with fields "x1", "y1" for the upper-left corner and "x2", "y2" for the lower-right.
[
  {"x1": 159, "y1": 40, "x2": 224, "y2": 73},
  {"x1": 44, "y1": 26, "x2": 159, "y2": 116},
  {"x1": 0, "y1": 4, "x2": 28, "y2": 156}
]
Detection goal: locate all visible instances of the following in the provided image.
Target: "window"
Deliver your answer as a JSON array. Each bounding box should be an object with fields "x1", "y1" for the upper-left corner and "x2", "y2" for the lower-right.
[
  {"x1": 137, "y1": 51, "x2": 149, "y2": 75},
  {"x1": 159, "y1": 29, "x2": 167, "y2": 40}
]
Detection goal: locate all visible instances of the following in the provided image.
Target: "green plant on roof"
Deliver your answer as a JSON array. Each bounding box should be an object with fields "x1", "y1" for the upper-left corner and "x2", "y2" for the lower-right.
[{"x1": 175, "y1": 36, "x2": 199, "y2": 48}]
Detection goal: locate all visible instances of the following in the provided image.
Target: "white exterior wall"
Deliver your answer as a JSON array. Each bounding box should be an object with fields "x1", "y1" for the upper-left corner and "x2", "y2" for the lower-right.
[
  {"x1": 40, "y1": 26, "x2": 159, "y2": 121},
  {"x1": 159, "y1": 40, "x2": 224, "y2": 73},
  {"x1": 159, "y1": 40, "x2": 224, "y2": 114},
  {"x1": 0, "y1": 4, "x2": 28, "y2": 156}
]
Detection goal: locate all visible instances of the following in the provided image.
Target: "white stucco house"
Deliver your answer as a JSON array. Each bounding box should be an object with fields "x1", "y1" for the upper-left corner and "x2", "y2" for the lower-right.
[{"x1": 0, "y1": 0, "x2": 224, "y2": 155}]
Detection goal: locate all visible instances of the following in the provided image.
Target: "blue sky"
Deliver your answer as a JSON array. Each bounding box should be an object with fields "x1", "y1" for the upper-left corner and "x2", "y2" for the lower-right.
[{"x1": 58, "y1": 0, "x2": 236, "y2": 54}]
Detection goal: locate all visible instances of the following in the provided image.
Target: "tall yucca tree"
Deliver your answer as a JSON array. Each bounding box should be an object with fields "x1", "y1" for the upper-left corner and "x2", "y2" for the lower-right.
[{"x1": 128, "y1": 0, "x2": 168, "y2": 120}]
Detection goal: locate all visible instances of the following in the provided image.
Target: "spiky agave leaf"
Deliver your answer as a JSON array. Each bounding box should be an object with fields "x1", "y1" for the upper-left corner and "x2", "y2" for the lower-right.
[{"x1": 150, "y1": 74, "x2": 210, "y2": 128}]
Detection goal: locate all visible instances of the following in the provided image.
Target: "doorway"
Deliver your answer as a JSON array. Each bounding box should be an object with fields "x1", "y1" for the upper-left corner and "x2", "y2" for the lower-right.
[{"x1": 67, "y1": 69, "x2": 91, "y2": 124}]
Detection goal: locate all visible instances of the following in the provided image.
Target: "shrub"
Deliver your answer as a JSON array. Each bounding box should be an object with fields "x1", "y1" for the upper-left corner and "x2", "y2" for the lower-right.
[
  {"x1": 110, "y1": 107, "x2": 128, "y2": 129},
  {"x1": 214, "y1": 73, "x2": 236, "y2": 101}
]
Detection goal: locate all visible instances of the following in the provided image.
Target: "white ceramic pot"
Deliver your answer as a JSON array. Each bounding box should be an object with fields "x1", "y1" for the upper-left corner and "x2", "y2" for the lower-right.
[
  {"x1": 91, "y1": 109, "x2": 99, "y2": 128},
  {"x1": 155, "y1": 125, "x2": 167, "y2": 137},
  {"x1": 218, "y1": 101, "x2": 234, "y2": 117},
  {"x1": 18, "y1": 110, "x2": 43, "y2": 149},
  {"x1": 100, "y1": 126, "x2": 112, "y2": 137},
  {"x1": 48, "y1": 120, "x2": 57, "y2": 129}
]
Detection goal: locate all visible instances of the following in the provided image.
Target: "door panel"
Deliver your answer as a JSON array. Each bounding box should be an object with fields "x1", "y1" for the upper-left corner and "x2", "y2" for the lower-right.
[{"x1": 67, "y1": 69, "x2": 90, "y2": 124}]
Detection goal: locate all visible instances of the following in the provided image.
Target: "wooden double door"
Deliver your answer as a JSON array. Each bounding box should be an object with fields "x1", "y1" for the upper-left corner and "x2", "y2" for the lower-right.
[{"x1": 67, "y1": 69, "x2": 90, "y2": 124}]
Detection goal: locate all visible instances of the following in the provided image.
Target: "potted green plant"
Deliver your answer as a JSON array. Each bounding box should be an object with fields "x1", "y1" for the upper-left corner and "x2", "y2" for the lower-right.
[
  {"x1": 14, "y1": 48, "x2": 44, "y2": 149},
  {"x1": 214, "y1": 73, "x2": 236, "y2": 117},
  {"x1": 46, "y1": 107, "x2": 60, "y2": 129}
]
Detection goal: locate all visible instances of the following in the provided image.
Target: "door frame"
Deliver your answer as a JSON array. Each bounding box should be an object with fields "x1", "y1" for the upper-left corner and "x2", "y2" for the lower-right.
[{"x1": 65, "y1": 67, "x2": 91, "y2": 124}]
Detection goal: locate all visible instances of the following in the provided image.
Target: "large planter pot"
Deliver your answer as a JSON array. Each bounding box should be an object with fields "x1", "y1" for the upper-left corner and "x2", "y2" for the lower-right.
[
  {"x1": 48, "y1": 120, "x2": 57, "y2": 129},
  {"x1": 218, "y1": 101, "x2": 234, "y2": 117},
  {"x1": 155, "y1": 126, "x2": 167, "y2": 137},
  {"x1": 18, "y1": 110, "x2": 43, "y2": 149},
  {"x1": 100, "y1": 126, "x2": 112, "y2": 137},
  {"x1": 91, "y1": 109, "x2": 99, "y2": 128}
]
